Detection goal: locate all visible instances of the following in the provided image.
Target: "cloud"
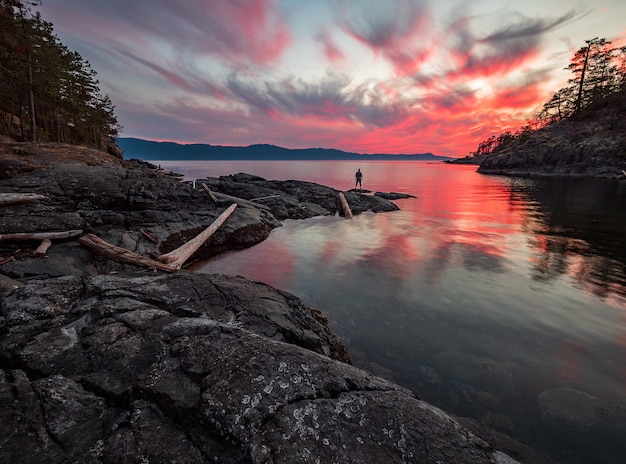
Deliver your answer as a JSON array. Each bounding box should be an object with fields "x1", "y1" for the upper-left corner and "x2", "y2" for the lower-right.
[
  {"x1": 35, "y1": 0, "x2": 621, "y2": 158},
  {"x1": 335, "y1": 0, "x2": 433, "y2": 75},
  {"x1": 40, "y1": 0, "x2": 292, "y2": 67},
  {"x1": 225, "y1": 71, "x2": 409, "y2": 128},
  {"x1": 316, "y1": 28, "x2": 345, "y2": 63}
]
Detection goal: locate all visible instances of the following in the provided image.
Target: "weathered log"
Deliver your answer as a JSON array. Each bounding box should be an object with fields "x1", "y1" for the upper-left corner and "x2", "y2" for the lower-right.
[
  {"x1": 338, "y1": 192, "x2": 353, "y2": 219},
  {"x1": 34, "y1": 239, "x2": 52, "y2": 255},
  {"x1": 79, "y1": 234, "x2": 177, "y2": 272},
  {"x1": 159, "y1": 203, "x2": 237, "y2": 269},
  {"x1": 0, "y1": 230, "x2": 83, "y2": 242},
  {"x1": 201, "y1": 184, "x2": 219, "y2": 204},
  {"x1": 0, "y1": 193, "x2": 47, "y2": 206},
  {"x1": 210, "y1": 191, "x2": 271, "y2": 211}
]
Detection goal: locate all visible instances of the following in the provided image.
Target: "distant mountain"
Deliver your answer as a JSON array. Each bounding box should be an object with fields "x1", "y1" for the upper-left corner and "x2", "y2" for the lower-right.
[{"x1": 117, "y1": 138, "x2": 451, "y2": 161}]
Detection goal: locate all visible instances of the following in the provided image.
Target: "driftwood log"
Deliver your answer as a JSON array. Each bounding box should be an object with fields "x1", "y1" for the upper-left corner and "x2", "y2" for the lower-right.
[
  {"x1": 80, "y1": 203, "x2": 238, "y2": 272},
  {"x1": 159, "y1": 203, "x2": 237, "y2": 270},
  {"x1": 0, "y1": 193, "x2": 47, "y2": 206},
  {"x1": 338, "y1": 192, "x2": 353, "y2": 219},
  {"x1": 210, "y1": 191, "x2": 271, "y2": 211},
  {"x1": 201, "y1": 184, "x2": 219, "y2": 204},
  {"x1": 34, "y1": 239, "x2": 52, "y2": 255},
  {"x1": 250, "y1": 193, "x2": 280, "y2": 202},
  {"x1": 79, "y1": 234, "x2": 178, "y2": 272},
  {"x1": 0, "y1": 230, "x2": 83, "y2": 242}
]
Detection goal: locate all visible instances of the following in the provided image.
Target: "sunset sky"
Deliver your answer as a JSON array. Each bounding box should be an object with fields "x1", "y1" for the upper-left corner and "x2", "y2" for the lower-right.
[{"x1": 37, "y1": 0, "x2": 626, "y2": 157}]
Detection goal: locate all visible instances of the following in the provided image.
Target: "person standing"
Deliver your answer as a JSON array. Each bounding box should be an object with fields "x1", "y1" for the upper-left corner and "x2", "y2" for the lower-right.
[{"x1": 355, "y1": 168, "x2": 363, "y2": 190}]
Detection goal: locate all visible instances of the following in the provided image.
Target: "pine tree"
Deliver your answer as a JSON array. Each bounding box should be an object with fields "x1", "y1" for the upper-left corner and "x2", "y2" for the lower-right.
[{"x1": 0, "y1": 0, "x2": 120, "y2": 148}]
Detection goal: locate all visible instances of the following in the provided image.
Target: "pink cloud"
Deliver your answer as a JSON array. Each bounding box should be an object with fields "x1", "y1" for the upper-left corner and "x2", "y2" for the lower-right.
[
  {"x1": 39, "y1": 0, "x2": 292, "y2": 67},
  {"x1": 316, "y1": 28, "x2": 345, "y2": 63}
]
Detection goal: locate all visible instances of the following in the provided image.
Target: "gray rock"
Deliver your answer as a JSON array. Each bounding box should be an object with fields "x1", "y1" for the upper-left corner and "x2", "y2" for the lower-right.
[
  {"x1": 476, "y1": 117, "x2": 626, "y2": 178},
  {"x1": 0, "y1": 272, "x2": 533, "y2": 463}
]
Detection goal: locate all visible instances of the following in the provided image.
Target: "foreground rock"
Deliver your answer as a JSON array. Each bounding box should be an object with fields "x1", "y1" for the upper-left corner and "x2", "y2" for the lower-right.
[{"x1": 1, "y1": 271, "x2": 548, "y2": 464}]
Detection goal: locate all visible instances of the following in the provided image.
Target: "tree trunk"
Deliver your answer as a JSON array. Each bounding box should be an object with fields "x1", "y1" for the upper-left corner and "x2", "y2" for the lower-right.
[{"x1": 575, "y1": 44, "x2": 591, "y2": 114}]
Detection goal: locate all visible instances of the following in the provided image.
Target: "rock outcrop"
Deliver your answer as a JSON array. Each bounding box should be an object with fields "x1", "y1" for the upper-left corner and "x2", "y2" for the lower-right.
[
  {"x1": 446, "y1": 96, "x2": 626, "y2": 177},
  {"x1": 476, "y1": 97, "x2": 626, "y2": 178},
  {"x1": 0, "y1": 139, "x2": 397, "y2": 278},
  {"x1": 0, "y1": 272, "x2": 547, "y2": 464}
]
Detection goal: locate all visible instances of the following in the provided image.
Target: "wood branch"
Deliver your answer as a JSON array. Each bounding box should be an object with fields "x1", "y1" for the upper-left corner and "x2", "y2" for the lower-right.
[
  {"x1": 0, "y1": 230, "x2": 83, "y2": 242},
  {"x1": 338, "y1": 192, "x2": 353, "y2": 219},
  {"x1": 201, "y1": 184, "x2": 219, "y2": 203},
  {"x1": 0, "y1": 193, "x2": 47, "y2": 206},
  {"x1": 79, "y1": 233, "x2": 177, "y2": 272},
  {"x1": 34, "y1": 239, "x2": 52, "y2": 255},
  {"x1": 159, "y1": 203, "x2": 237, "y2": 270},
  {"x1": 249, "y1": 193, "x2": 280, "y2": 202},
  {"x1": 139, "y1": 228, "x2": 158, "y2": 244},
  {"x1": 210, "y1": 191, "x2": 271, "y2": 211}
]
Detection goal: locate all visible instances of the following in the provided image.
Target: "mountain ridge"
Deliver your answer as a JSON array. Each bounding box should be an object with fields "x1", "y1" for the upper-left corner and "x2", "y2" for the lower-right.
[{"x1": 117, "y1": 137, "x2": 451, "y2": 161}]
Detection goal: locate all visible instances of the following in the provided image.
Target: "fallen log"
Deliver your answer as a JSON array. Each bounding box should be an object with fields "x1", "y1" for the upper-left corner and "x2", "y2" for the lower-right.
[
  {"x1": 0, "y1": 230, "x2": 83, "y2": 242},
  {"x1": 338, "y1": 192, "x2": 353, "y2": 219},
  {"x1": 34, "y1": 239, "x2": 52, "y2": 255},
  {"x1": 201, "y1": 184, "x2": 219, "y2": 204},
  {"x1": 159, "y1": 203, "x2": 237, "y2": 269},
  {"x1": 0, "y1": 193, "x2": 47, "y2": 206},
  {"x1": 79, "y1": 234, "x2": 177, "y2": 272},
  {"x1": 210, "y1": 191, "x2": 271, "y2": 211}
]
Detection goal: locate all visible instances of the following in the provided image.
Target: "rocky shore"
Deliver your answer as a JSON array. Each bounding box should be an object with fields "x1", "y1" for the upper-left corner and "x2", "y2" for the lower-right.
[
  {"x1": 0, "y1": 139, "x2": 552, "y2": 463},
  {"x1": 449, "y1": 97, "x2": 626, "y2": 178}
]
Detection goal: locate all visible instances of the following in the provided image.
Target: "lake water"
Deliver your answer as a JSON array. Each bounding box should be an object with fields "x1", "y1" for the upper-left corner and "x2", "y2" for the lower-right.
[{"x1": 160, "y1": 159, "x2": 626, "y2": 464}]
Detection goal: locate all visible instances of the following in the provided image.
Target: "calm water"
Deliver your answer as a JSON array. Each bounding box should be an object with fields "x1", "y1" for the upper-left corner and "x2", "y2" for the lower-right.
[{"x1": 161, "y1": 160, "x2": 626, "y2": 464}]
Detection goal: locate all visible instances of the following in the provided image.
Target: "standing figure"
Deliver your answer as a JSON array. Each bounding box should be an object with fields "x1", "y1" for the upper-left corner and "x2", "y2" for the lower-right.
[{"x1": 355, "y1": 168, "x2": 363, "y2": 190}]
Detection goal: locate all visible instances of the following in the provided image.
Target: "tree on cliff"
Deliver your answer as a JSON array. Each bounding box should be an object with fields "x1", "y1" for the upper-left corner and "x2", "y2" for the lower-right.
[
  {"x1": 0, "y1": 0, "x2": 120, "y2": 149},
  {"x1": 470, "y1": 37, "x2": 626, "y2": 158}
]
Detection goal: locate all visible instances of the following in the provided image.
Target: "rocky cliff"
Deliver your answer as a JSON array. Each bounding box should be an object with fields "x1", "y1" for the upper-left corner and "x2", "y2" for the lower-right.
[
  {"x1": 0, "y1": 139, "x2": 552, "y2": 463},
  {"x1": 474, "y1": 96, "x2": 626, "y2": 177}
]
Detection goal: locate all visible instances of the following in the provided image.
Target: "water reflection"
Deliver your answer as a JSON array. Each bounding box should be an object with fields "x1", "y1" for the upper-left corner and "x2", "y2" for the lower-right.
[{"x1": 175, "y1": 160, "x2": 626, "y2": 463}]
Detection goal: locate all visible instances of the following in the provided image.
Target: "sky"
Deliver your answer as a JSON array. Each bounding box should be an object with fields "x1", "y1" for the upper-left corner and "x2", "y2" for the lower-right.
[{"x1": 36, "y1": 0, "x2": 626, "y2": 157}]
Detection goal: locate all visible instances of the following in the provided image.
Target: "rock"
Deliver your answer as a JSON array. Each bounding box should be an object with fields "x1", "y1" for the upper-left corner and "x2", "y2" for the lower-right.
[
  {"x1": 375, "y1": 191, "x2": 417, "y2": 200},
  {"x1": 1, "y1": 140, "x2": 402, "y2": 278},
  {"x1": 0, "y1": 271, "x2": 531, "y2": 463},
  {"x1": 198, "y1": 173, "x2": 400, "y2": 219},
  {"x1": 538, "y1": 387, "x2": 600, "y2": 427},
  {"x1": 476, "y1": 106, "x2": 626, "y2": 178}
]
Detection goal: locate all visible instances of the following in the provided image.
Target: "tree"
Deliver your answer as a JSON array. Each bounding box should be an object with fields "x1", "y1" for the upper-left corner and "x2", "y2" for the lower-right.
[
  {"x1": 472, "y1": 37, "x2": 626, "y2": 157},
  {"x1": 0, "y1": 0, "x2": 120, "y2": 148},
  {"x1": 567, "y1": 38, "x2": 616, "y2": 114}
]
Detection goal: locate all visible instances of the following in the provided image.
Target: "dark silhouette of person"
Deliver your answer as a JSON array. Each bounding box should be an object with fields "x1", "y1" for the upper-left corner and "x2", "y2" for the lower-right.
[{"x1": 355, "y1": 168, "x2": 363, "y2": 190}]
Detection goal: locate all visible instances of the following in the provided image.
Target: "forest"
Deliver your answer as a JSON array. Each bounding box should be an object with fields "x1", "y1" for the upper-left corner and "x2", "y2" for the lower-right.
[
  {"x1": 471, "y1": 37, "x2": 626, "y2": 158},
  {"x1": 0, "y1": 0, "x2": 120, "y2": 151}
]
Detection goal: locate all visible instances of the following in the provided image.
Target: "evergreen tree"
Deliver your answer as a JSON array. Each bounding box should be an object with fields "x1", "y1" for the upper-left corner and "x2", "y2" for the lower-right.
[{"x1": 0, "y1": 0, "x2": 120, "y2": 148}]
